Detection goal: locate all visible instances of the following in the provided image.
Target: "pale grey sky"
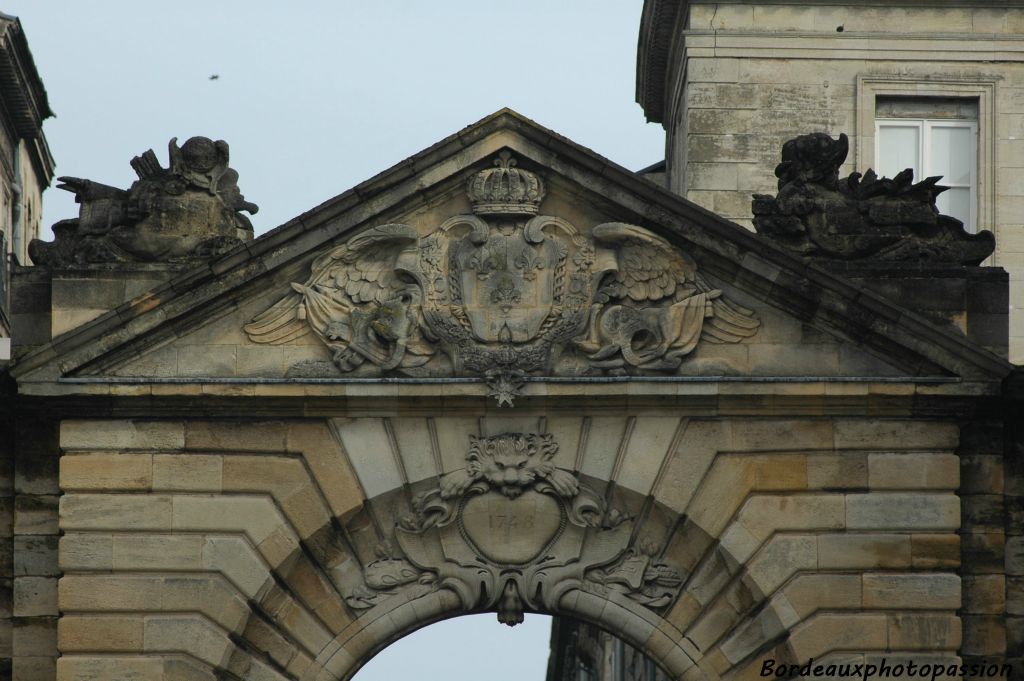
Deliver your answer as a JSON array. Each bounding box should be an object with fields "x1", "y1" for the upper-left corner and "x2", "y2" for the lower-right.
[
  {"x1": 7, "y1": 1, "x2": 664, "y2": 240},
  {"x1": 5, "y1": 1, "x2": 663, "y2": 676}
]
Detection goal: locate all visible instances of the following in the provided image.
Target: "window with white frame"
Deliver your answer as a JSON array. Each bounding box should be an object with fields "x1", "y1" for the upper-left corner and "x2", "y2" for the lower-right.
[{"x1": 875, "y1": 97, "x2": 978, "y2": 232}]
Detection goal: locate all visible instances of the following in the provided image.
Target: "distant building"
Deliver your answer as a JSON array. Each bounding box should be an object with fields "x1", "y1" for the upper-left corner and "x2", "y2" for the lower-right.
[{"x1": 0, "y1": 12, "x2": 53, "y2": 361}]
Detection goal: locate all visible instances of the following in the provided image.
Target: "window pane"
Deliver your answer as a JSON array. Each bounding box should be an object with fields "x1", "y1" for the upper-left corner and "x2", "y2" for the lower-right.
[
  {"x1": 930, "y1": 125, "x2": 973, "y2": 185},
  {"x1": 937, "y1": 186, "x2": 971, "y2": 228},
  {"x1": 877, "y1": 124, "x2": 920, "y2": 179}
]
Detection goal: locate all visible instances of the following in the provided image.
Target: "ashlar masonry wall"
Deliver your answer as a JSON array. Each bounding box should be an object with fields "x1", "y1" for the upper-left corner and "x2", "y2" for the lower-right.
[{"x1": 47, "y1": 408, "x2": 970, "y2": 681}]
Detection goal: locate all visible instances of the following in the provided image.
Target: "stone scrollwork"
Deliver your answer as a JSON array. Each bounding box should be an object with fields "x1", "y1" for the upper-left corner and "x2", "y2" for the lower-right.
[
  {"x1": 752, "y1": 132, "x2": 995, "y2": 265},
  {"x1": 245, "y1": 150, "x2": 759, "y2": 405},
  {"x1": 342, "y1": 432, "x2": 682, "y2": 626}
]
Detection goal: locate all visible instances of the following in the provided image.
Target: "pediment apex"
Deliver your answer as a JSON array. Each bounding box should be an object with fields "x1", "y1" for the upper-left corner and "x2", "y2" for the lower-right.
[{"x1": 11, "y1": 109, "x2": 1013, "y2": 386}]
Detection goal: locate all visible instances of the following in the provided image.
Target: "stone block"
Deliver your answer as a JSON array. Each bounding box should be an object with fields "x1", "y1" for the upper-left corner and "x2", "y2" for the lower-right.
[
  {"x1": 963, "y1": 575, "x2": 1006, "y2": 615},
  {"x1": 143, "y1": 615, "x2": 233, "y2": 667},
  {"x1": 113, "y1": 534, "x2": 204, "y2": 570},
  {"x1": 175, "y1": 344, "x2": 236, "y2": 377},
  {"x1": 202, "y1": 536, "x2": 272, "y2": 599},
  {"x1": 152, "y1": 454, "x2": 222, "y2": 491},
  {"x1": 56, "y1": 656, "x2": 163, "y2": 681},
  {"x1": 60, "y1": 453, "x2": 152, "y2": 491},
  {"x1": 286, "y1": 423, "x2": 364, "y2": 520},
  {"x1": 59, "y1": 534, "x2": 113, "y2": 571},
  {"x1": 11, "y1": 656, "x2": 55, "y2": 681},
  {"x1": 833, "y1": 420, "x2": 958, "y2": 450},
  {"x1": 13, "y1": 617, "x2": 56, "y2": 657},
  {"x1": 390, "y1": 417, "x2": 441, "y2": 484},
  {"x1": 618, "y1": 417, "x2": 682, "y2": 496},
  {"x1": 686, "y1": 163, "x2": 739, "y2": 191},
  {"x1": 162, "y1": 576, "x2": 250, "y2": 634},
  {"x1": 738, "y1": 494, "x2": 844, "y2": 541},
  {"x1": 846, "y1": 493, "x2": 959, "y2": 530},
  {"x1": 1008, "y1": 536, "x2": 1024, "y2": 576},
  {"x1": 15, "y1": 495, "x2": 58, "y2": 535},
  {"x1": 962, "y1": 532, "x2": 1003, "y2": 573},
  {"x1": 817, "y1": 533, "x2": 911, "y2": 569},
  {"x1": 912, "y1": 534, "x2": 960, "y2": 569},
  {"x1": 962, "y1": 495, "x2": 1005, "y2": 529},
  {"x1": 60, "y1": 420, "x2": 184, "y2": 451},
  {"x1": 807, "y1": 454, "x2": 867, "y2": 490},
  {"x1": 783, "y1": 574, "x2": 861, "y2": 618},
  {"x1": 746, "y1": 534, "x2": 817, "y2": 594},
  {"x1": 58, "y1": 616, "x2": 144, "y2": 652},
  {"x1": 13, "y1": 536, "x2": 58, "y2": 576},
  {"x1": 333, "y1": 417, "x2": 404, "y2": 497},
  {"x1": 184, "y1": 421, "x2": 287, "y2": 452},
  {"x1": 789, "y1": 614, "x2": 888, "y2": 659},
  {"x1": 868, "y1": 453, "x2": 959, "y2": 490},
  {"x1": 222, "y1": 455, "x2": 308, "y2": 498},
  {"x1": 1009, "y1": 577, "x2": 1024, "y2": 616},
  {"x1": 888, "y1": 614, "x2": 962, "y2": 651},
  {"x1": 863, "y1": 573, "x2": 960, "y2": 610},
  {"x1": 962, "y1": 615, "x2": 1007, "y2": 657},
  {"x1": 173, "y1": 495, "x2": 283, "y2": 545},
  {"x1": 60, "y1": 494, "x2": 171, "y2": 531},
  {"x1": 58, "y1": 575, "x2": 163, "y2": 612},
  {"x1": 13, "y1": 576, "x2": 57, "y2": 616},
  {"x1": 960, "y1": 454, "x2": 1004, "y2": 496}
]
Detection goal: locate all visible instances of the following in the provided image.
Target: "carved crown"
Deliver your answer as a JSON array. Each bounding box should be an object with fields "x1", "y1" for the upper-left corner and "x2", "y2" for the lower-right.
[{"x1": 467, "y1": 151, "x2": 545, "y2": 216}]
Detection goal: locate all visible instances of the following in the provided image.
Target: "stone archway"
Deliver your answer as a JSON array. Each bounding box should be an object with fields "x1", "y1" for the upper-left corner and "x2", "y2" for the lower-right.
[
  {"x1": 17, "y1": 114, "x2": 1007, "y2": 680},
  {"x1": 55, "y1": 407, "x2": 963, "y2": 681}
]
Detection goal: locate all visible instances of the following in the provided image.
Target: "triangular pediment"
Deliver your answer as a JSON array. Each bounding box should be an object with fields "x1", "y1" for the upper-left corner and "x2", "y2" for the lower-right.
[{"x1": 12, "y1": 109, "x2": 1012, "y2": 394}]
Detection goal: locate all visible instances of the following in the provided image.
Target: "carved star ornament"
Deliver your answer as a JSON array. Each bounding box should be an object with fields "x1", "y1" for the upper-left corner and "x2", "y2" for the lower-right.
[{"x1": 245, "y1": 151, "x2": 759, "y2": 404}]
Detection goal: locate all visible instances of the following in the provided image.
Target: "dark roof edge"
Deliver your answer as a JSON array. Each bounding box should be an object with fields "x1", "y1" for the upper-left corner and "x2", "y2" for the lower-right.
[
  {"x1": 636, "y1": 0, "x2": 685, "y2": 124},
  {"x1": 0, "y1": 15, "x2": 54, "y2": 136}
]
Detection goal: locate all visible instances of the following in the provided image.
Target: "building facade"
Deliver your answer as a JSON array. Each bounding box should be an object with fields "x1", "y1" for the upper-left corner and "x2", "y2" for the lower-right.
[
  {"x1": 636, "y1": 0, "x2": 1024, "y2": 363},
  {"x1": 0, "y1": 12, "x2": 53, "y2": 362},
  {"x1": 1, "y1": 4, "x2": 1023, "y2": 681}
]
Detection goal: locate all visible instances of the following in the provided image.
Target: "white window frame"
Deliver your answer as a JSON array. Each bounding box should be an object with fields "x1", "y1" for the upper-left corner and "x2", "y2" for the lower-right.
[
  {"x1": 875, "y1": 118, "x2": 978, "y2": 232},
  {"x1": 856, "y1": 76, "x2": 997, "y2": 237}
]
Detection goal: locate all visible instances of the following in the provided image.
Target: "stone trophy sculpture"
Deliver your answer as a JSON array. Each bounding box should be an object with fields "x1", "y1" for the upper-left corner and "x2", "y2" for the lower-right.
[
  {"x1": 29, "y1": 136, "x2": 258, "y2": 267},
  {"x1": 751, "y1": 132, "x2": 994, "y2": 265}
]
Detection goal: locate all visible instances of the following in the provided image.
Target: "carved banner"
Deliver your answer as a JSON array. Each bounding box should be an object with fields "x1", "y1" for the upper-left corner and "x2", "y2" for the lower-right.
[{"x1": 245, "y1": 150, "x2": 759, "y2": 404}]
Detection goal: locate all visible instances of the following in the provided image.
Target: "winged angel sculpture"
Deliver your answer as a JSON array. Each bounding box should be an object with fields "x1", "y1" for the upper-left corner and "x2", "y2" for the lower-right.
[{"x1": 245, "y1": 151, "x2": 759, "y2": 404}]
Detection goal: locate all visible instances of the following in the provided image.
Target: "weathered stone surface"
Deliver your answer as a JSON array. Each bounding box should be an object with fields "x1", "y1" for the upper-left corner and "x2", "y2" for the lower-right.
[
  {"x1": 846, "y1": 493, "x2": 959, "y2": 530},
  {"x1": 752, "y1": 133, "x2": 994, "y2": 265},
  {"x1": 244, "y1": 153, "x2": 759, "y2": 405},
  {"x1": 29, "y1": 136, "x2": 257, "y2": 267},
  {"x1": 862, "y1": 574, "x2": 960, "y2": 610}
]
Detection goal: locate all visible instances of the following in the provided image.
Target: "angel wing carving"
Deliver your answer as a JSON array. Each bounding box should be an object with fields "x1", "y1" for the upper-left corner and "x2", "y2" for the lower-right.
[
  {"x1": 579, "y1": 222, "x2": 759, "y2": 370},
  {"x1": 244, "y1": 224, "x2": 435, "y2": 373}
]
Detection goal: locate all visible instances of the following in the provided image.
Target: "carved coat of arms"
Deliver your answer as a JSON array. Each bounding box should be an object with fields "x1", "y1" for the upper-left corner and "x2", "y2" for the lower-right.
[{"x1": 245, "y1": 151, "x2": 759, "y2": 404}]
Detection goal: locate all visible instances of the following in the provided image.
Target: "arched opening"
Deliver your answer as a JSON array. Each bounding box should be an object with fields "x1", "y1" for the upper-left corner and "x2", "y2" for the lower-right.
[
  {"x1": 352, "y1": 613, "x2": 553, "y2": 680},
  {"x1": 350, "y1": 613, "x2": 677, "y2": 681}
]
